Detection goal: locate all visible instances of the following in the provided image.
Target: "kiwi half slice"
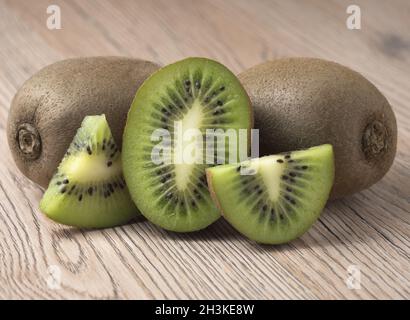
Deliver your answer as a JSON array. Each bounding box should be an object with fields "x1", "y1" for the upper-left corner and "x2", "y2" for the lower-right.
[
  {"x1": 40, "y1": 115, "x2": 138, "y2": 228},
  {"x1": 122, "y1": 57, "x2": 252, "y2": 232},
  {"x1": 206, "y1": 145, "x2": 334, "y2": 244}
]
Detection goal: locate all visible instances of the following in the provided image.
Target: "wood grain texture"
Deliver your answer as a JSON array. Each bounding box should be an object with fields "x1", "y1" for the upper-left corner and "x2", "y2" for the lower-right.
[{"x1": 0, "y1": 0, "x2": 409, "y2": 299}]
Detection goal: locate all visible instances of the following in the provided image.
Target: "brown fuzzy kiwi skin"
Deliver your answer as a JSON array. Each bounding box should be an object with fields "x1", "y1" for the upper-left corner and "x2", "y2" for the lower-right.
[
  {"x1": 7, "y1": 56, "x2": 160, "y2": 188},
  {"x1": 205, "y1": 170, "x2": 225, "y2": 218},
  {"x1": 239, "y1": 58, "x2": 397, "y2": 199}
]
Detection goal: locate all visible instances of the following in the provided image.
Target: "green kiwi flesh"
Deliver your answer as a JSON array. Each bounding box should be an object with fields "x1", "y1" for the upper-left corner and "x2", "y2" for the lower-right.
[
  {"x1": 40, "y1": 115, "x2": 138, "y2": 228},
  {"x1": 206, "y1": 144, "x2": 334, "y2": 244},
  {"x1": 122, "y1": 57, "x2": 253, "y2": 232}
]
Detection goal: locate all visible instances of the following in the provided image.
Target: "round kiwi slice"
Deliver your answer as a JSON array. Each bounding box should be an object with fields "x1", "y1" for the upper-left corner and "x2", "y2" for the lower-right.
[
  {"x1": 40, "y1": 115, "x2": 138, "y2": 228},
  {"x1": 122, "y1": 57, "x2": 253, "y2": 232},
  {"x1": 206, "y1": 145, "x2": 335, "y2": 244}
]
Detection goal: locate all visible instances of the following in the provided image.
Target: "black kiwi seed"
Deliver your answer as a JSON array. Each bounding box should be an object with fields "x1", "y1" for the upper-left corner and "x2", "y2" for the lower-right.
[
  {"x1": 286, "y1": 187, "x2": 293, "y2": 192},
  {"x1": 56, "y1": 181, "x2": 62, "y2": 185},
  {"x1": 63, "y1": 179, "x2": 69, "y2": 184},
  {"x1": 88, "y1": 187, "x2": 93, "y2": 196},
  {"x1": 60, "y1": 187, "x2": 67, "y2": 194},
  {"x1": 270, "y1": 208, "x2": 275, "y2": 215},
  {"x1": 289, "y1": 172, "x2": 297, "y2": 177},
  {"x1": 262, "y1": 205, "x2": 267, "y2": 211},
  {"x1": 184, "y1": 80, "x2": 191, "y2": 87},
  {"x1": 87, "y1": 146, "x2": 92, "y2": 155},
  {"x1": 78, "y1": 194, "x2": 83, "y2": 202},
  {"x1": 285, "y1": 155, "x2": 291, "y2": 159},
  {"x1": 302, "y1": 165, "x2": 308, "y2": 170},
  {"x1": 219, "y1": 86, "x2": 225, "y2": 91},
  {"x1": 277, "y1": 159, "x2": 284, "y2": 163},
  {"x1": 195, "y1": 81, "x2": 201, "y2": 89},
  {"x1": 257, "y1": 189, "x2": 263, "y2": 195},
  {"x1": 236, "y1": 166, "x2": 241, "y2": 172},
  {"x1": 217, "y1": 100, "x2": 223, "y2": 106},
  {"x1": 107, "y1": 161, "x2": 112, "y2": 167},
  {"x1": 282, "y1": 175, "x2": 289, "y2": 180},
  {"x1": 108, "y1": 184, "x2": 114, "y2": 193}
]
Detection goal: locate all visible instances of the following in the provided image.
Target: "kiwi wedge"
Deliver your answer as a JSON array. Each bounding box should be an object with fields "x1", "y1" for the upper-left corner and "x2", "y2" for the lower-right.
[
  {"x1": 40, "y1": 115, "x2": 138, "y2": 228},
  {"x1": 122, "y1": 57, "x2": 252, "y2": 232},
  {"x1": 206, "y1": 145, "x2": 334, "y2": 244}
]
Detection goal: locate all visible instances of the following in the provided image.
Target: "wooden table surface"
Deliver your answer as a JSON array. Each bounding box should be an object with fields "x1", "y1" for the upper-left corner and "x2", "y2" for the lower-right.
[{"x1": 0, "y1": 0, "x2": 409, "y2": 300}]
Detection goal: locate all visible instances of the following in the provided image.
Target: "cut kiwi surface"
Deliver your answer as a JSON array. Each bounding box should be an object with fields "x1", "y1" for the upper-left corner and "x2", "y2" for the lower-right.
[
  {"x1": 122, "y1": 57, "x2": 252, "y2": 232},
  {"x1": 206, "y1": 145, "x2": 334, "y2": 244},
  {"x1": 40, "y1": 115, "x2": 138, "y2": 228}
]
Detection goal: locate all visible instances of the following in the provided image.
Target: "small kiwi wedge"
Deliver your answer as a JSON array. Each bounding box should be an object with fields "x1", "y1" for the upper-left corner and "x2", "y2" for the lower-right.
[
  {"x1": 40, "y1": 114, "x2": 138, "y2": 228},
  {"x1": 7, "y1": 57, "x2": 160, "y2": 188},
  {"x1": 206, "y1": 145, "x2": 334, "y2": 244},
  {"x1": 123, "y1": 57, "x2": 253, "y2": 232},
  {"x1": 239, "y1": 58, "x2": 397, "y2": 199}
]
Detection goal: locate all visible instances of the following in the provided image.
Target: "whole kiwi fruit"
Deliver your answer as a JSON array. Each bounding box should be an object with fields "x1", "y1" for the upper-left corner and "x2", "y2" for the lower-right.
[
  {"x1": 7, "y1": 56, "x2": 160, "y2": 188},
  {"x1": 238, "y1": 58, "x2": 397, "y2": 199}
]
